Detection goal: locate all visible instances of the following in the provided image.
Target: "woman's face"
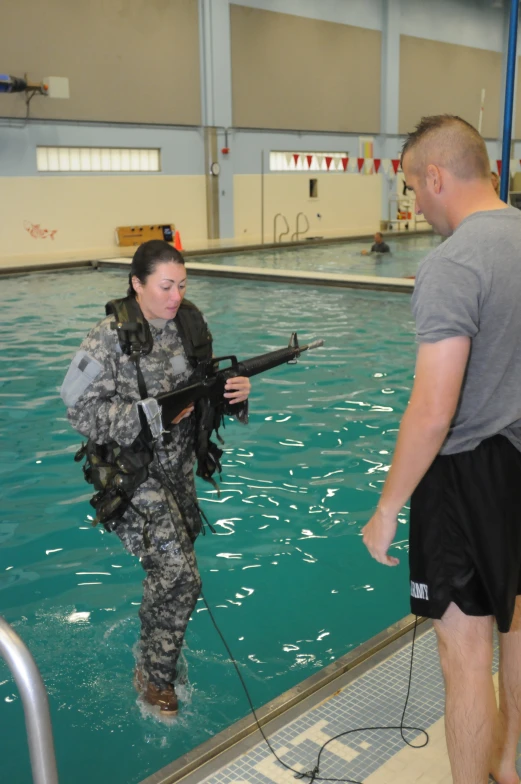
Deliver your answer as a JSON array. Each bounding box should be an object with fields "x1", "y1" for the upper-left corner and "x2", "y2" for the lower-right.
[{"x1": 132, "y1": 261, "x2": 187, "y2": 321}]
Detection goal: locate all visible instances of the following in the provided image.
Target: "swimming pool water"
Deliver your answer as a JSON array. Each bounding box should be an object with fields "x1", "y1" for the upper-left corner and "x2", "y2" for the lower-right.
[
  {"x1": 192, "y1": 234, "x2": 441, "y2": 278},
  {"x1": 0, "y1": 269, "x2": 417, "y2": 784}
]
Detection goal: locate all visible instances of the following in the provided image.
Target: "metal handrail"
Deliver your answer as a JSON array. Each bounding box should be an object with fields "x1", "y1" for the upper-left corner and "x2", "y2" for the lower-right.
[
  {"x1": 0, "y1": 616, "x2": 58, "y2": 784},
  {"x1": 291, "y1": 212, "x2": 310, "y2": 241},
  {"x1": 273, "y1": 212, "x2": 290, "y2": 243}
]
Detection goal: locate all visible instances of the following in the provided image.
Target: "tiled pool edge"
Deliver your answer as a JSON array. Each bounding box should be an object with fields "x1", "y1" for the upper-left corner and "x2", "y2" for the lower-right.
[{"x1": 138, "y1": 615, "x2": 429, "y2": 784}]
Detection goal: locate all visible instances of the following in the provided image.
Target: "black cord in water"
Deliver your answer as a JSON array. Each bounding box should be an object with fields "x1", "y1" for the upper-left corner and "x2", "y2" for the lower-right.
[{"x1": 156, "y1": 454, "x2": 429, "y2": 783}]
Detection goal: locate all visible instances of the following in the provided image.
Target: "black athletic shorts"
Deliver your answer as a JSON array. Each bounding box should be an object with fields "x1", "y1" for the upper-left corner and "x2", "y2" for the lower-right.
[{"x1": 409, "y1": 434, "x2": 521, "y2": 633}]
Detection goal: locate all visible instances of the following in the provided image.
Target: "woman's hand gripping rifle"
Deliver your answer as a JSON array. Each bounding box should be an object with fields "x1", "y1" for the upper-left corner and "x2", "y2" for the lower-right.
[{"x1": 137, "y1": 333, "x2": 324, "y2": 442}]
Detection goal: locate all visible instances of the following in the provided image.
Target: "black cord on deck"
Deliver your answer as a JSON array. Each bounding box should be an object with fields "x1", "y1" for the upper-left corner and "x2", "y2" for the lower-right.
[{"x1": 156, "y1": 453, "x2": 428, "y2": 783}]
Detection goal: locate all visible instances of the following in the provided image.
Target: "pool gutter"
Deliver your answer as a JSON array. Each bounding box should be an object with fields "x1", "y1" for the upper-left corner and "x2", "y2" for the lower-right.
[
  {"x1": 0, "y1": 259, "x2": 94, "y2": 276},
  {"x1": 95, "y1": 258, "x2": 415, "y2": 294},
  {"x1": 184, "y1": 262, "x2": 416, "y2": 293},
  {"x1": 139, "y1": 614, "x2": 428, "y2": 784}
]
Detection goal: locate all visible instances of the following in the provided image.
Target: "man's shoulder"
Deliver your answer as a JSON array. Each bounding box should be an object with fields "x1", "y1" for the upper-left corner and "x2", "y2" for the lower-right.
[
  {"x1": 453, "y1": 206, "x2": 521, "y2": 246},
  {"x1": 413, "y1": 240, "x2": 480, "y2": 300}
]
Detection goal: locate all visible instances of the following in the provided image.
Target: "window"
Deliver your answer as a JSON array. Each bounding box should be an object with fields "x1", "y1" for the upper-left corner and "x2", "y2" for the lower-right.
[
  {"x1": 270, "y1": 151, "x2": 348, "y2": 172},
  {"x1": 36, "y1": 147, "x2": 161, "y2": 173},
  {"x1": 309, "y1": 179, "x2": 318, "y2": 198}
]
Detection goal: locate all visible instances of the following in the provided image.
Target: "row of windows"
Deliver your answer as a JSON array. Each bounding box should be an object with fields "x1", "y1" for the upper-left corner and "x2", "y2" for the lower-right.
[
  {"x1": 35, "y1": 147, "x2": 359, "y2": 174},
  {"x1": 36, "y1": 147, "x2": 160, "y2": 172},
  {"x1": 34, "y1": 146, "x2": 403, "y2": 175}
]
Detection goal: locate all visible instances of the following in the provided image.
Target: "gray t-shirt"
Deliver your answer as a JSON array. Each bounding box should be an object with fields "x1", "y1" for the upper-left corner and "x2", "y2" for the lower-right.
[{"x1": 411, "y1": 206, "x2": 521, "y2": 455}]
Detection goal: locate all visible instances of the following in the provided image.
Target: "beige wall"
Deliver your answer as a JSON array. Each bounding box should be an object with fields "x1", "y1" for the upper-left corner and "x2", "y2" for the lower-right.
[
  {"x1": 0, "y1": 175, "x2": 207, "y2": 268},
  {"x1": 514, "y1": 58, "x2": 521, "y2": 138},
  {"x1": 1, "y1": 0, "x2": 201, "y2": 125},
  {"x1": 234, "y1": 173, "x2": 383, "y2": 243},
  {"x1": 230, "y1": 5, "x2": 381, "y2": 132},
  {"x1": 399, "y1": 35, "x2": 502, "y2": 137}
]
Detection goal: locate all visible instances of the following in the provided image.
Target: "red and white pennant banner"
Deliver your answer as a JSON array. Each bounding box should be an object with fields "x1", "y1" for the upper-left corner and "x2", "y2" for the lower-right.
[{"x1": 285, "y1": 154, "x2": 403, "y2": 173}]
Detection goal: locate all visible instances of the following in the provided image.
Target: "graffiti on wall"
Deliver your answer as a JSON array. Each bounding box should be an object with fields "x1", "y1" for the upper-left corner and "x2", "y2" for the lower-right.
[{"x1": 23, "y1": 221, "x2": 58, "y2": 240}]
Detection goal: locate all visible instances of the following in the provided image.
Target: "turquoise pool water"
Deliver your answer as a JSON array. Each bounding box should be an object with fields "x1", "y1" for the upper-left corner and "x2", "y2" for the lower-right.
[
  {"x1": 192, "y1": 234, "x2": 441, "y2": 278},
  {"x1": 0, "y1": 269, "x2": 417, "y2": 784}
]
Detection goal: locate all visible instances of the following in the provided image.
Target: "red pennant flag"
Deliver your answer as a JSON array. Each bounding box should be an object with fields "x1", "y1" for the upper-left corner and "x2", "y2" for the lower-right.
[
  {"x1": 341, "y1": 157, "x2": 349, "y2": 171},
  {"x1": 374, "y1": 158, "x2": 381, "y2": 173},
  {"x1": 306, "y1": 155, "x2": 313, "y2": 168},
  {"x1": 293, "y1": 154, "x2": 300, "y2": 166},
  {"x1": 357, "y1": 157, "x2": 365, "y2": 173},
  {"x1": 392, "y1": 159, "x2": 400, "y2": 174},
  {"x1": 325, "y1": 156, "x2": 333, "y2": 170},
  {"x1": 497, "y1": 160, "x2": 502, "y2": 175}
]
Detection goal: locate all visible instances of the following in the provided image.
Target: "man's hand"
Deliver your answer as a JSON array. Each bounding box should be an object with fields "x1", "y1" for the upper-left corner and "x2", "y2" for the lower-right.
[
  {"x1": 224, "y1": 376, "x2": 251, "y2": 404},
  {"x1": 361, "y1": 336, "x2": 471, "y2": 568},
  {"x1": 362, "y1": 508, "x2": 400, "y2": 567}
]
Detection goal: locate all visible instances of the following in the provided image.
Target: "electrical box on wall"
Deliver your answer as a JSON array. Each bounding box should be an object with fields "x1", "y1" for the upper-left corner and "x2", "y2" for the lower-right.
[
  {"x1": 43, "y1": 77, "x2": 70, "y2": 99},
  {"x1": 115, "y1": 224, "x2": 175, "y2": 247}
]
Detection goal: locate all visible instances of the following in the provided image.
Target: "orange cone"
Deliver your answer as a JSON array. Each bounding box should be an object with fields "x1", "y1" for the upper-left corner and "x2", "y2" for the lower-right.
[{"x1": 174, "y1": 230, "x2": 183, "y2": 251}]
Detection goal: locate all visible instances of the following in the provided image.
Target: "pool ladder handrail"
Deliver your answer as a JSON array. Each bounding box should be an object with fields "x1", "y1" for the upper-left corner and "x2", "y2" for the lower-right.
[
  {"x1": 0, "y1": 615, "x2": 59, "y2": 784},
  {"x1": 291, "y1": 212, "x2": 310, "y2": 241},
  {"x1": 273, "y1": 212, "x2": 290, "y2": 243}
]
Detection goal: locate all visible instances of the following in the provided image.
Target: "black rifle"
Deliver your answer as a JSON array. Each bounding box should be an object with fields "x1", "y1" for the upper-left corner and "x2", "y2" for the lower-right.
[{"x1": 157, "y1": 333, "x2": 324, "y2": 427}]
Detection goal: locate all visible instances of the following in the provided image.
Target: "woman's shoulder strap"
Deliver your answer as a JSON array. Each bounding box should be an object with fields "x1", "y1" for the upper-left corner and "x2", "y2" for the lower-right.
[{"x1": 175, "y1": 299, "x2": 212, "y2": 365}]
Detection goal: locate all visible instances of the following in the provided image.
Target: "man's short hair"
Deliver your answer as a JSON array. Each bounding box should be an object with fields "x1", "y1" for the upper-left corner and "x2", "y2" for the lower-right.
[{"x1": 401, "y1": 115, "x2": 490, "y2": 181}]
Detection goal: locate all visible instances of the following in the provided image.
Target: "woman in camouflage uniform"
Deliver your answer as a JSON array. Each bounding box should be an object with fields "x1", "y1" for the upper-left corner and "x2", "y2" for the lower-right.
[{"x1": 61, "y1": 240, "x2": 250, "y2": 714}]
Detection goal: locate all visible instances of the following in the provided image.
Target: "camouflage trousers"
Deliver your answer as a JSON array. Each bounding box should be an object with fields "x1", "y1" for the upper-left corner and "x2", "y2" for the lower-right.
[{"x1": 115, "y1": 469, "x2": 202, "y2": 690}]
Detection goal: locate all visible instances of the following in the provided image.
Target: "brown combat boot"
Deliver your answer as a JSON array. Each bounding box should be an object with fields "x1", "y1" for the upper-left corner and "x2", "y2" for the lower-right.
[
  {"x1": 134, "y1": 668, "x2": 178, "y2": 714},
  {"x1": 143, "y1": 682, "x2": 178, "y2": 714}
]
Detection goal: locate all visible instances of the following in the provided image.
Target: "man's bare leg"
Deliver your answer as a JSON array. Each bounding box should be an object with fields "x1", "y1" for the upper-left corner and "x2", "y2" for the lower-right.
[
  {"x1": 492, "y1": 596, "x2": 521, "y2": 784},
  {"x1": 434, "y1": 602, "x2": 495, "y2": 784}
]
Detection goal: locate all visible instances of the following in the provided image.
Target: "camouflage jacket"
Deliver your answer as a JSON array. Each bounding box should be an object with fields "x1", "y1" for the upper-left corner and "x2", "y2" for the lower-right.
[{"x1": 61, "y1": 315, "x2": 206, "y2": 475}]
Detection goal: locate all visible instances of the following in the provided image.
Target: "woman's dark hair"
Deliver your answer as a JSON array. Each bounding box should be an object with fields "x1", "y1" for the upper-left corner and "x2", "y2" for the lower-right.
[{"x1": 127, "y1": 240, "x2": 185, "y2": 297}]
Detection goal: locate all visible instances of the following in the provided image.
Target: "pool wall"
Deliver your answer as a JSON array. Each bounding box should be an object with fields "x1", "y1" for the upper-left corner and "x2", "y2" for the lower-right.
[
  {"x1": 1, "y1": 0, "x2": 511, "y2": 271},
  {"x1": 0, "y1": 145, "x2": 425, "y2": 272}
]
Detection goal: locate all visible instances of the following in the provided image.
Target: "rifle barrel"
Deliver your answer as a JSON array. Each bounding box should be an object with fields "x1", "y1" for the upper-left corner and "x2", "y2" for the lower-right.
[
  {"x1": 156, "y1": 337, "x2": 324, "y2": 427},
  {"x1": 237, "y1": 339, "x2": 323, "y2": 378}
]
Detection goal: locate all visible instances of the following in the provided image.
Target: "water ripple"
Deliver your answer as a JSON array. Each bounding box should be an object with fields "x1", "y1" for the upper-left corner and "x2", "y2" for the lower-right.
[{"x1": 0, "y1": 268, "x2": 417, "y2": 784}]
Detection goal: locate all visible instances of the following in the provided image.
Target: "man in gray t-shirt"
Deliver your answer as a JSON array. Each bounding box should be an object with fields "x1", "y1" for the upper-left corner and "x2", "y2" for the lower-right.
[
  {"x1": 362, "y1": 115, "x2": 521, "y2": 784},
  {"x1": 413, "y1": 205, "x2": 521, "y2": 455}
]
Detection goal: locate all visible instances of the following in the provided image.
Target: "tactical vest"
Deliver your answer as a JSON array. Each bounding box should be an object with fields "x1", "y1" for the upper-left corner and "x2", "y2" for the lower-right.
[
  {"x1": 105, "y1": 295, "x2": 213, "y2": 392},
  {"x1": 76, "y1": 295, "x2": 214, "y2": 531}
]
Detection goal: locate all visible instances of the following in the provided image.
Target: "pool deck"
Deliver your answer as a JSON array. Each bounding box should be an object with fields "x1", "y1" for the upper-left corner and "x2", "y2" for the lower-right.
[
  {"x1": 0, "y1": 230, "x2": 427, "y2": 292},
  {"x1": 97, "y1": 258, "x2": 415, "y2": 294},
  {"x1": 139, "y1": 618, "x2": 514, "y2": 784}
]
